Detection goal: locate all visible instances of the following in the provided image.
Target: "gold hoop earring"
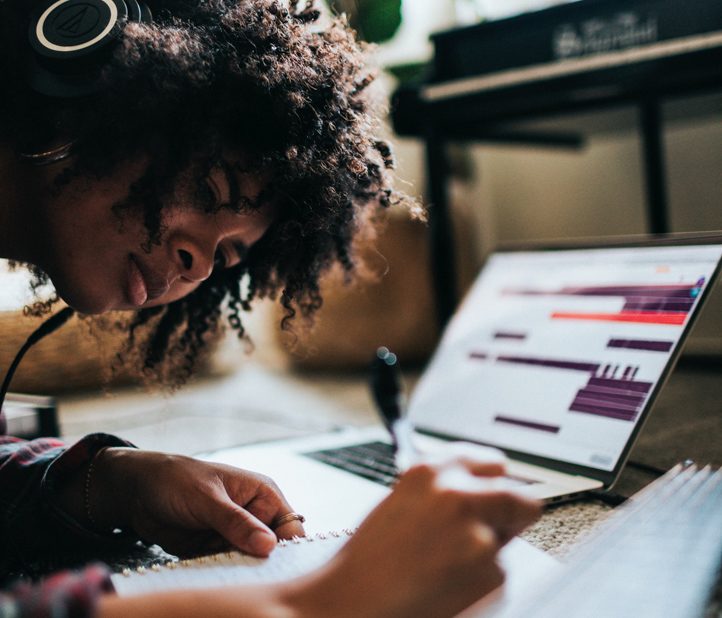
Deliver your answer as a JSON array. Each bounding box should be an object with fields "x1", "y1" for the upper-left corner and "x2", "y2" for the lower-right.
[{"x1": 16, "y1": 141, "x2": 76, "y2": 166}]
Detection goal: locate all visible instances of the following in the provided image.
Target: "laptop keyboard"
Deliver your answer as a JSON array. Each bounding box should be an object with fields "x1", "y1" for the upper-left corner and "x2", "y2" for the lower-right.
[
  {"x1": 303, "y1": 441, "x2": 537, "y2": 488},
  {"x1": 304, "y1": 441, "x2": 400, "y2": 487}
]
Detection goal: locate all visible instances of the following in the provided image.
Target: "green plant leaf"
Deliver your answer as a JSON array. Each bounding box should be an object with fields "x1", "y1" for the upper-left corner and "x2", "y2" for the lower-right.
[{"x1": 332, "y1": 0, "x2": 403, "y2": 44}]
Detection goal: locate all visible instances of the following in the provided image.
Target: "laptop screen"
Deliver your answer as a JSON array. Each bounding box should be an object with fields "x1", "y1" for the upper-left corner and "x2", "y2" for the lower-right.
[{"x1": 409, "y1": 238, "x2": 722, "y2": 477}]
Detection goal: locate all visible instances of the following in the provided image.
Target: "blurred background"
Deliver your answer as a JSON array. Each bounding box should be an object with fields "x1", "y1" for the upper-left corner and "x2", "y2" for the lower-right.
[{"x1": 2, "y1": 0, "x2": 722, "y2": 456}]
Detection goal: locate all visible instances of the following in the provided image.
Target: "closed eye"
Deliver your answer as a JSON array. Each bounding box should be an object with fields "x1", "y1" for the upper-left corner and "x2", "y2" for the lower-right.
[
  {"x1": 199, "y1": 179, "x2": 221, "y2": 210},
  {"x1": 213, "y1": 241, "x2": 248, "y2": 271}
]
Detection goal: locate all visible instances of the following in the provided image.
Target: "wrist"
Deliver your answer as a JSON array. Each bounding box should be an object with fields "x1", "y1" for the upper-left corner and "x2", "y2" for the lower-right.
[
  {"x1": 86, "y1": 446, "x2": 135, "y2": 531},
  {"x1": 53, "y1": 446, "x2": 131, "y2": 533}
]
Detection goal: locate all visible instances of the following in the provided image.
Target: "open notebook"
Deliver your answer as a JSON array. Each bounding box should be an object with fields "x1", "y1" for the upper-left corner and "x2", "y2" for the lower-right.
[
  {"x1": 199, "y1": 234, "x2": 722, "y2": 534},
  {"x1": 111, "y1": 465, "x2": 722, "y2": 618},
  {"x1": 111, "y1": 531, "x2": 559, "y2": 606}
]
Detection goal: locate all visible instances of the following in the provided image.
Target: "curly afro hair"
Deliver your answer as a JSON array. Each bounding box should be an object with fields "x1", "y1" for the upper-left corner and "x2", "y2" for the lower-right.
[{"x1": 0, "y1": 0, "x2": 419, "y2": 385}]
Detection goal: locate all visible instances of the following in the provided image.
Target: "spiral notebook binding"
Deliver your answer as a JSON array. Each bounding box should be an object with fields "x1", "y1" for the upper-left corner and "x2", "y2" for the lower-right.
[{"x1": 120, "y1": 528, "x2": 358, "y2": 577}]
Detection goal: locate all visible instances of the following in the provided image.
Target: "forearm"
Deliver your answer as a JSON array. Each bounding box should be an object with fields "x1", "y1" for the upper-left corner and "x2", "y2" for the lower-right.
[
  {"x1": 0, "y1": 433, "x2": 139, "y2": 571},
  {"x1": 98, "y1": 585, "x2": 297, "y2": 618},
  {"x1": 98, "y1": 567, "x2": 381, "y2": 618}
]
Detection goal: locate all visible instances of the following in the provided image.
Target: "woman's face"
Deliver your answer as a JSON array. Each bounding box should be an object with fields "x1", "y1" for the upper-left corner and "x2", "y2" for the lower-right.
[{"x1": 34, "y1": 157, "x2": 275, "y2": 315}]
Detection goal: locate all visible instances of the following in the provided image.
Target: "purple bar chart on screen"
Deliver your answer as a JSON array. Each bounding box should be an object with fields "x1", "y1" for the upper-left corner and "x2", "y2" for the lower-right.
[
  {"x1": 407, "y1": 243, "x2": 722, "y2": 472},
  {"x1": 485, "y1": 353, "x2": 652, "y2": 422}
]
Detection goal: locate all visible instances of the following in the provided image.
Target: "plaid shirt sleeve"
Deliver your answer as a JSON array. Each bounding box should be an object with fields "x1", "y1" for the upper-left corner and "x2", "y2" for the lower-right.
[
  {"x1": 0, "y1": 431, "x2": 140, "y2": 617},
  {"x1": 0, "y1": 564, "x2": 115, "y2": 618},
  {"x1": 0, "y1": 433, "x2": 139, "y2": 556}
]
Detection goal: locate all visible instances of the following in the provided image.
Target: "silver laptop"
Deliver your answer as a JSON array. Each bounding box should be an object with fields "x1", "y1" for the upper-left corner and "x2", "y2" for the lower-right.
[{"x1": 202, "y1": 234, "x2": 722, "y2": 534}]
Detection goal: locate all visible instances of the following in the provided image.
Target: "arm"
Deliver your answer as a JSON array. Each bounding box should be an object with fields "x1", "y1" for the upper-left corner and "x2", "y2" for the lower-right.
[
  {"x1": 0, "y1": 433, "x2": 304, "y2": 578},
  {"x1": 0, "y1": 433, "x2": 140, "y2": 574},
  {"x1": 98, "y1": 456, "x2": 541, "y2": 618},
  {"x1": 0, "y1": 435, "x2": 305, "y2": 618}
]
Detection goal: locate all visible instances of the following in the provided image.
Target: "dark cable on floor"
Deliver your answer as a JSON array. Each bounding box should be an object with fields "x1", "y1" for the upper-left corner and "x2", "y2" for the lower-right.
[
  {"x1": 588, "y1": 460, "x2": 673, "y2": 507},
  {"x1": 586, "y1": 489, "x2": 628, "y2": 507},
  {"x1": 626, "y1": 460, "x2": 668, "y2": 477}
]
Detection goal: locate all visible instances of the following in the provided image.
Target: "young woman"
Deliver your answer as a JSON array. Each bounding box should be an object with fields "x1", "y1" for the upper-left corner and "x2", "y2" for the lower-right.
[{"x1": 0, "y1": 0, "x2": 541, "y2": 616}]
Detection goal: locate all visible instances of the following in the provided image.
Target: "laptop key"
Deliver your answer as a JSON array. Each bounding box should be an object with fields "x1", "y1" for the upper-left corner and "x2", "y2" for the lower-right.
[{"x1": 304, "y1": 441, "x2": 400, "y2": 487}]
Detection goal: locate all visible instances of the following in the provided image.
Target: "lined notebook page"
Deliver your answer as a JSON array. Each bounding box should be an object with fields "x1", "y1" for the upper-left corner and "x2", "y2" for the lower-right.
[
  {"x1": 111, "y1": 531, "x2": 559, "y2": 608},
  {"x1": 111, "y1": 530, "x2": 352, "y2": 596}
]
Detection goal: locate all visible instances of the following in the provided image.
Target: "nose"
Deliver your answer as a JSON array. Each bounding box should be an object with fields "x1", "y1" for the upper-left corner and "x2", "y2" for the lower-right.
[{"x1": 177, "y1": 246, "x2": 214, "y2": 282}]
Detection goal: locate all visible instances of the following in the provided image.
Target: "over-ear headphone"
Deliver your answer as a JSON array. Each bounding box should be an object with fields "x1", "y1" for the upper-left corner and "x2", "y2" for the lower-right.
[{"x1": 27, "y1": 0, "x2": 152, "y2": 97}]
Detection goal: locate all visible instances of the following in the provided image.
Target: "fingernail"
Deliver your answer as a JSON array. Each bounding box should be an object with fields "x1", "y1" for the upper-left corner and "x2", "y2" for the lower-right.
[{"x1": 248, "y1": 530, "x2": 275, "y2": 554}]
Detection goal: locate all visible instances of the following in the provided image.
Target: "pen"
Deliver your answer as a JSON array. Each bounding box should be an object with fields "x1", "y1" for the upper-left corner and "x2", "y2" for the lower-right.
[{"x1": 370, "y1": 347, "x2": 422, "y2": 472}]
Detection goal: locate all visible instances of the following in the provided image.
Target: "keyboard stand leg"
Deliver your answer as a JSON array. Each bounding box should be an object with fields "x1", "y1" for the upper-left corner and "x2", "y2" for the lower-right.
[
  {"x1": 425, "y1": 125, "x2": 459, "y2": 330},
  {"x1": 640, "y1": 99, "x2": 670, "y2": 235}
]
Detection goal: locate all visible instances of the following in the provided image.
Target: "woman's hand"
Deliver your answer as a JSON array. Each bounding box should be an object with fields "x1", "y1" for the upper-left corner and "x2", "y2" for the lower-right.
[
  {"x1": 284, "y1": 454, "x2": 541, "y2": 618},
  {"x1": 89, "y1": 448, "x2": 305, "y2": 557},
  {"x1": 98, "y1": 451, "x2": 540, "y2": 618}
]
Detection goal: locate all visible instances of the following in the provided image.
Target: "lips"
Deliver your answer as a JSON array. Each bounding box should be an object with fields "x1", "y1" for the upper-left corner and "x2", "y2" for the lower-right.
[{"x1": 128, "y1": 255, "x2": 170, "y2": 307}]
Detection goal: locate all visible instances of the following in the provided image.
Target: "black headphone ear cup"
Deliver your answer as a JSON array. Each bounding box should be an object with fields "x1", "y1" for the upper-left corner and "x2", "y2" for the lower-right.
[
  {"x1": 29, "y1": 0, "x2": 129, "y2": 63},
  {"x1": 139, "y1": 3, "x2": 152, "y2": 23},
  {"x1": 125, "y1": 0, "x2": 151, "y2": 25},
  {"x1": 26, "y1": 0, "x2": 151, "y2": 96}
]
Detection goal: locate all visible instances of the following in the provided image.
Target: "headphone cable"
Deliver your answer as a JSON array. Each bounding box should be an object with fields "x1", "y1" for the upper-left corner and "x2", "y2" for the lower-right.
[
  {"x1": 0, "y1": 306, "x2": 75, "y2": 580},
  {"x1": 0, "y1": 306, "x2": 75, "y2": 413}
]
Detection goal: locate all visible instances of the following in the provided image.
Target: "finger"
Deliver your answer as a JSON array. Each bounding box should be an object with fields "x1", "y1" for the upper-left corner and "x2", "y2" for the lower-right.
[
  {"x1": 198, "y1": 534, "x2": 235, "y2": 555},
  {"x1": 459, "y1": 457, "x2": 506, "y2": 478},
  {"x1": 445, "y1": 442, "x2": 508, "y2": 466},
  {"x1": 205, "y1": 498, "x2": 278, "y2": 557},
  {"x1": 271, "y1": 514, "x2": 306, "y2": 540},
  {"x1": 225, "y1": 470, "x2": 298, "y2": 528},
  {"x1": 170, "y1": 531, "x2": 234, "y2": 559},
  {"x1": 434, "y1": 465, "x2": 511, "y2": 493},
  {"x1": 419, "y1": 442, "x2": 508, "y2": 477},
  {"x1": 469, "y1": 491, "x2": 542, "y2": 546},
  {"x1": 234, "y1": 486, "x2": 306, "y2": 540},
  {"x1": 429, "y1": 463, "x2": 541, "y2": 542}
]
